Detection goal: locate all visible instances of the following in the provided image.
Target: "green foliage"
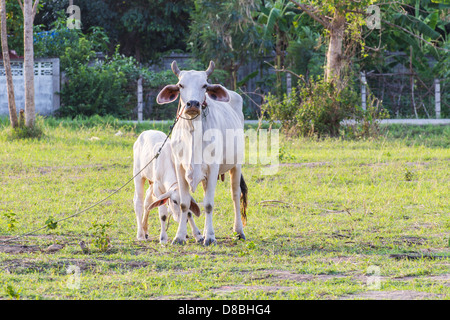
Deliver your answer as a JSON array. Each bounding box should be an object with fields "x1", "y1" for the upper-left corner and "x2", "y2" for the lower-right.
[
  {"x1": 59, "y1": 60, "x2": 130, "y2": 118},
  {"x1": 188, "y1": 0, "x2": 263, "y2": 88},
  {"x1": 404, "y1": 166, "x2": 415, "y2": 181},
  {"x1": 1, "y1": 1, "x2": 24, "y2": 55},
  {"x1": 263, "y1": 77, "x2": 361, "y2": 137},
  {"x1": 286, "y1": 26, "x2": 325, "y2": 78},
  {"x1": 34, "y1": 13, "x2": 83, "y2": 60},
  {"x1": 45, "y1": 216, "x2": 58, "y2": 230},
  {"x1": 58, "y1": 45, "x2": 176, "y2": 118},
  {"x1": 35, "y1": 0, "x2": 193, "y2": 62},
  {"x1": 90, "y1": 221, "x2": 111, "y2": 252},
  {"x1": 2, "y1": 211, "x2": 17, "y2": 232},
  {"x1": 5, "y1": 116, "x2": 45, "y2": 140},
  {"x1": 341, "y1": 94, "x2": 390, "y2": 140},
  {"x1": 4, "y1": 283, "x2": 21, "y2": 300}
]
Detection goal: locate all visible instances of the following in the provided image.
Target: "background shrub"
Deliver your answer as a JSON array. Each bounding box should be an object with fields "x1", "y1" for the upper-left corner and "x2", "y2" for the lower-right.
[{"x1": 262, "y1": 77, "x2": 387, "y2": 138}]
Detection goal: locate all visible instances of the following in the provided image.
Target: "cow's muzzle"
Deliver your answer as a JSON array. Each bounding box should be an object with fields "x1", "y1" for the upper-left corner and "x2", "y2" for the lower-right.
[{"x1": 185, "y1": 100, "x2": 201, "y2": 116}]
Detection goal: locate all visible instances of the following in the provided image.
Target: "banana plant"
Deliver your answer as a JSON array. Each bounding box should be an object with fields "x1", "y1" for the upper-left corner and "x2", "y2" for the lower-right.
[
  {"x1": 257, "y1": 0, "x2": 300, "y2": 95},
  {"x1": 382, "y1": 0, "x2": 447, "y2": 74}
]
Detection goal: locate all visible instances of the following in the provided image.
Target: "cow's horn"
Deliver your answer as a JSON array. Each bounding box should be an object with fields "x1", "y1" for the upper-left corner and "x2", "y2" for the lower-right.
[
  {"x1": 205, "y1": 61, "x2": 215, "y2": 77},
  {"x1": 171, "y1": 61, "x2": 181, "y2": 77}
]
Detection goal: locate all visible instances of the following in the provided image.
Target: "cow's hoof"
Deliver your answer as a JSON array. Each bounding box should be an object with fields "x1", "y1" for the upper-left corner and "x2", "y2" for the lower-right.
[
  {"x1": 171, "y1": 237, "x2": 186, "y2": 245},
  {"x1": 196, "y1": 236, "x2": 205, "y2": 244},
  {"x1": 160, "y1": 235, "x2": 169, "y2": 245},
  {"x1": 136, "y1": 234, "x2": 146, "y2": 241},
  {"x1": 236, "y1": 233, "x2": 246, "y2": 240},
  {"x1": 203, "y1": 237, "x2": 217, "y2": 246}
]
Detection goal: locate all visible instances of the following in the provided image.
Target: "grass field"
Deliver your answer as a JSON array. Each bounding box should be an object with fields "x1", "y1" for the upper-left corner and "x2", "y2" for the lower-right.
[{"x1": 0, "y1": 117, "x2": 449, "y2": 300}]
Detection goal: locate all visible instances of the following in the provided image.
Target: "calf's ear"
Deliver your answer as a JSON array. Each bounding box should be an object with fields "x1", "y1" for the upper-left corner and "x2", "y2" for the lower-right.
[
  {"x1": 206, "y1": 84, "x2": 229, "y2": 102},
  {"x1": 157, "y1": 85, "x2": 179, "y2": 104},
  {"x1": 147, "y1": 197, "x2": 169, "y2": 211}
]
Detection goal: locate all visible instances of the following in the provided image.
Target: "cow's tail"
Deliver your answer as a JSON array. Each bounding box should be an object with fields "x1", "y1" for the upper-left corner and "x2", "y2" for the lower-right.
[{"x1": 240, "y1": 174, "x2": 248, "y2": 226}]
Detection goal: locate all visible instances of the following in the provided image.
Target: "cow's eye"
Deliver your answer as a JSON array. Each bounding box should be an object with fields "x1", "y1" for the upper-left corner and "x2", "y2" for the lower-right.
[
  {"x1": 173, "y1": 200, "x2": 178, "y2": 205},
  {"x1": 178, "y1": 84, "x2": 184, "y2": 89},
  {"x1": 202, "y1": 84, "x2": 208, "y2": 89}
]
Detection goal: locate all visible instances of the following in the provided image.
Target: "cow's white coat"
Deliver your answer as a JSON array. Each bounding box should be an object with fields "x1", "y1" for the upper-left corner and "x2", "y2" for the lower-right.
[{"x1": 157, "y1": 62, "x2": 246, "y2": 245}]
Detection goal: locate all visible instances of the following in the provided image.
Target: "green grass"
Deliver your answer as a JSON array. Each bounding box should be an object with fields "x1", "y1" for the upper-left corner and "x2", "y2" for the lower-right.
[{"x1": 0, "y1": 117, "x2": 449, "y2": 300}]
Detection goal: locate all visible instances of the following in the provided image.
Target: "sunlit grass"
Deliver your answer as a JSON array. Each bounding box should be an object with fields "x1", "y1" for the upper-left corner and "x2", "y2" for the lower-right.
[{"x1": 0, "y1": 117, "x2": 449, "y2": 299}]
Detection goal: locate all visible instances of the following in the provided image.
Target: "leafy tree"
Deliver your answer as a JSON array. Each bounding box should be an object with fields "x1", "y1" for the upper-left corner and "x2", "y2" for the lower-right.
[
  {"x1": 188, "y1": 0, "x2": 265, "y2": 90},
  {"x1": 0, "y1": 0, "x2": 18, "y2": 128},
  {"x1": 35, "y1": 0, "x2": 194, "y2": 62},
  {"x1": 0, "y1": 1, "x2": 23, "y2": 55},
  {"x1": 257, "y1": 0, "x2": 301, "y2": 93}
]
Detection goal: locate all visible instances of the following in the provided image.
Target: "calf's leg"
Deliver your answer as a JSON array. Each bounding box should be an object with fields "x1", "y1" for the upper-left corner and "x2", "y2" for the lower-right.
[{"x1": 133, "y1": 177, "x2": 147, "y2": 240}]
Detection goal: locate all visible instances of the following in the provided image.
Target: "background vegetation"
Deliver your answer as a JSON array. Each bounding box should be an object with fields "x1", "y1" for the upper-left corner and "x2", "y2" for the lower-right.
[{"x1": 2, "y1": 0, "x2": 448, "y2": 135}]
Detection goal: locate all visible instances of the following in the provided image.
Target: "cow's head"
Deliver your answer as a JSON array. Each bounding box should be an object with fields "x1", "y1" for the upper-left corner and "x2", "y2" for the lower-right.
[{"x1": 156, "y1": 61, "x2": 230, "y2": 118}]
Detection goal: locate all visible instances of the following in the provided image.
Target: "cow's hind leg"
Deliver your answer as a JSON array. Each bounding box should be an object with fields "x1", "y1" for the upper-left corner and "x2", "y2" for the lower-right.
[
  {"x1": 230, "y1": 166, "x2": 246, "y2": 240},
  {"x1": 203, "y1": 167, "x2": 220, "y2": 246}
]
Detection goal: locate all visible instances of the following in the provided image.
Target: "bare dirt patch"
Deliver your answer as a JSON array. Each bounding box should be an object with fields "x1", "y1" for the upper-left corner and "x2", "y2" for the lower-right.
[
  {"x1": 340, "y1": 290, "x2": 442, "y2": 300},
  {"x1": 267, "y1": 270, "x2": 349, "y2": 282},
  {"x1": 213, "y1": 284, "x2": 295, "y2": 293},
  {"x1": 278, "y1": 162, "x2": 331, "y2": 168},
  {"x1": 0, "y1": 245, "x2": 41, "y2": 254}
]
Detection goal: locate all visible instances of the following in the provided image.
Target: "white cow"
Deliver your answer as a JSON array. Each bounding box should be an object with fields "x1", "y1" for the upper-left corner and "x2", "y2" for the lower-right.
[
  {"x1": 133, "y1": 130, "x2": 202, "y2": 244},
  {"x1": 156, "y1": 61, "x2": 248, "y2": 245}
]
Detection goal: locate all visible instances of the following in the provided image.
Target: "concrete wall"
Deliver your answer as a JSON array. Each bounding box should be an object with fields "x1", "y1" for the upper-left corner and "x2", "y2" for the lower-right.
[{"x1": 0, "y1": 58, "x2": 60, "y2": 116}]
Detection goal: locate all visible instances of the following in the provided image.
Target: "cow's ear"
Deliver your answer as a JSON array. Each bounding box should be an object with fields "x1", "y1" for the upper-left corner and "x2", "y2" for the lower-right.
[
  {"x1": 189, "y1": 196, "x2": 201, "y2": 217},
  {"x1": 147, "y1": 197, "x2": 169, "y2": 211},
  {"x1": 206, "y1": 84, "x2": 230, "y2": 102},
  {"x1": 157, "y1": 85, "x2": 179, "y2": 104}
]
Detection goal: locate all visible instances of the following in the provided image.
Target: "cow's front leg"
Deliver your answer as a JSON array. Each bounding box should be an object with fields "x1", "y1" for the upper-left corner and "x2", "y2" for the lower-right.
[
  {"x1": 203, "y1": 167, "x2": 219, "y2": 246},
  {"x1": 188, "y1": 212, "x2": 204, "y2": 243}
]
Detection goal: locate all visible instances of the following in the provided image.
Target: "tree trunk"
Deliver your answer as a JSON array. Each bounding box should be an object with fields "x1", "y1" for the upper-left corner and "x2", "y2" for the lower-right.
[
  {"x1": 23, "y1": 0, "x2": 36, "y2": 128},
  {"x1": 275, "y1": 28, "x2": 283, "y2": 96},
  {"x1": 325, "y1": 11, "x2": 345, "y2": 86},
  {"x1": 0, "y1": 0, "x2": 19, "y2": 128}
]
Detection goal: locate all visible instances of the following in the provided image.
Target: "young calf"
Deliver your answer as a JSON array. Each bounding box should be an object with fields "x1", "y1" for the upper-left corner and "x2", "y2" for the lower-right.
[{"x1": 133, "y1": 130, "x2": 202, "y2": 244}]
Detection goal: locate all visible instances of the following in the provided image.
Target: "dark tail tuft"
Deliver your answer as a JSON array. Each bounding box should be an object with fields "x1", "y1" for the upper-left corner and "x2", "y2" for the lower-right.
[{"x1": 240, "y1": 174, "x2": 248, "y2": 226}]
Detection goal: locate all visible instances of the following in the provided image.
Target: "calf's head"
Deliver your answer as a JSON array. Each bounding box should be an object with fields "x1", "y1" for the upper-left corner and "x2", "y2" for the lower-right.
[
  {"x1": 147, "y1": 188, "x2": 201, "y2": 221},
  {"x1": 157, "y1": 61, "x2": 230, "y2": 118}
]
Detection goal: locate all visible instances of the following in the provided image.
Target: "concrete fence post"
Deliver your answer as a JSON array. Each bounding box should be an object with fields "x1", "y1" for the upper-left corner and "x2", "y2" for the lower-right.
[
  {"x1": 361, "y1": 71, "x2": 367, "y2": 111},
  {"x1": 286, "y1": 72, "x2": 291, "y2": 97},
  {"x1": 137, "y1": 75, "x2": 143, "y2": 122},
  {"x1": 435, "y1": 78, "x2": 441, "y2": 119}
]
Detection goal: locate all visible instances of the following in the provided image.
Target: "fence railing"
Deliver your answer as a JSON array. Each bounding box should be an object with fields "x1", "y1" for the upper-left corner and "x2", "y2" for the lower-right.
[{"x1": 361, "y1": 71, "x2": 448, "y2": 119}]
